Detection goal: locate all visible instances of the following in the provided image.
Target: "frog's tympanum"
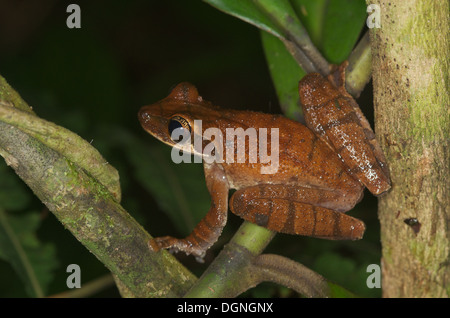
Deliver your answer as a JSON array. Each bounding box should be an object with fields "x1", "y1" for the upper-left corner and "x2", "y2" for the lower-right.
[{"x1": 138, "y1": 64, "x2": 391, "y2": 261}]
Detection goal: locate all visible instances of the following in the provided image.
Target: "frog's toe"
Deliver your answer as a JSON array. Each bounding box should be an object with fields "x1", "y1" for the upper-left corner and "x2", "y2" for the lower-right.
[
  {"x1": 148, "y1": 236, "x2": 179, "y2": 252},
  {"x1": 148, "y1": 237, "x2": 206, "y2": 262}
]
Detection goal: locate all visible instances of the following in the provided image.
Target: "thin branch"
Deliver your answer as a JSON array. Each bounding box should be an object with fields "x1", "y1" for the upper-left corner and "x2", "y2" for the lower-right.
[
  {"x1": 0, "y1": 97, "x2": 121, "y2": 202},
  {"x1": 49, "y1": 274, "x2": 116, "y2": 298},
  {"x1": 282, "y1": 38, "x2": 318, "y2": 74},
  {"x1": 0, "y1": 74, "x2": 197, "y2": 298},
  {"x1": 253, "y1": 0, "x2": 330, "y2": 75},
  {"x1": 185, "y1": 222, "x2": 350, "y2": 298},
  {"x1": 346, "y1": 32, "x2": 372, "y2": 98},
  {"x1": 251, "y1": 254, "x2": 330, "y2": 298},
  {"x1": 184, "y1": 222, "x2": 274, "y2": 298}
]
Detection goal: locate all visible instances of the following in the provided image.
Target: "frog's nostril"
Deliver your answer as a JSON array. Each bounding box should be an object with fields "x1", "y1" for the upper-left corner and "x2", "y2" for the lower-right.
[{"x1": 138, "y1": 110, "x2": 151, "y2": 123}]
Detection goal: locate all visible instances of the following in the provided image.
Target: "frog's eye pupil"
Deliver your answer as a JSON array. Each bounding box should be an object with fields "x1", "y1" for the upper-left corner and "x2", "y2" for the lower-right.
[
  {"x1": 168, "y1": 116, "x2": 191, "y2": 142},
  {"x1": 168, "y1": 119, "x2": 182, "y2": 135}
]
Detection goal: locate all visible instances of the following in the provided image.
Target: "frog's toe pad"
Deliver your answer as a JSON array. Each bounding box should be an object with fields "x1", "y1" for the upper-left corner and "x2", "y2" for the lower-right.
[{"x1": 148, "y1": 237, "x2": 206, "y2": 262}]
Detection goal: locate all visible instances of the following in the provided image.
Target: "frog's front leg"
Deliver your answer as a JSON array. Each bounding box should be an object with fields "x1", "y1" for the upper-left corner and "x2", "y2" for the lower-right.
[
  {"x1": 230, "y1": 184, "x2": 365, "y2": 240},
  {"x1": 148, "y1": 163, "x2": 229, "y2": 262}
]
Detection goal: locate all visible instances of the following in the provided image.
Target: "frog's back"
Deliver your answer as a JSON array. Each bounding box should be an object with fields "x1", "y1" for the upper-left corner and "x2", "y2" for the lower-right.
[{"x1": 216, "y1": 110, "x2": 360, "y2": 192}]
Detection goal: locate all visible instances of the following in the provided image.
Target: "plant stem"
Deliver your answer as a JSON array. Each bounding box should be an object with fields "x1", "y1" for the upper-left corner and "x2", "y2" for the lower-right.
[
  {"x1": 368, "y1": 0, "x2": 449, "y2": 297},
  {"x1": 185, "y1": 222, "x2": 274, "y2": 298},
  {"x1": 346, "y1": 32, "x2": 372, "y2": 98},
  {"x1": 253, "y1": 0, "x2": 330, "y2": 75},
  {"x1": 49, "y1": 274, "x2": 115, "y2": 298},
  {"x1": 0, "y1": 75, "x2": 198, "y2": 297}
]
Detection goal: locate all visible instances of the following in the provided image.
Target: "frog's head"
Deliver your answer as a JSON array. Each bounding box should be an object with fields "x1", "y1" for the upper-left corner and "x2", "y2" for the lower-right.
[{"x1": 138, "y1": 82, "x2": 221, "y2": 156}]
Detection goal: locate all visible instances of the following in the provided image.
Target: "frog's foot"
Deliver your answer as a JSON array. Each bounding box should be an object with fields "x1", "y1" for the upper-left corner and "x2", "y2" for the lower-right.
[{"x1": 148, "y1": 236, "x2": 206, "y2": 263}]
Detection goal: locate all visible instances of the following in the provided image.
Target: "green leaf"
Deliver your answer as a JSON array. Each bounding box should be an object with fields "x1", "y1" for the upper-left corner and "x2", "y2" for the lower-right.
[
  {"x1": 205, "y1": 0, "x2": 310, "y2": 119},
  {"x1": 291, "y1": 0, "x2": 328, "y2": 46},
  {"x1": 206, "y1": 0, "x2": 367, "y2": 122},
  {"x1": 253, "y1": 0, "x2": 305, "y2": 32},
  {"x1": 0, "y1": 209, "x2": 58, "y2": 297},
  {"x1": 327, "y1": 281, "x2": 357, "y2": 298},
  {"x1": 261, "y1": 31, "x2": 305, "y2": 120},
  {"x1": 203, "y1": 0, "x2": 285, "y2": 38},
  {"x1": 292, "y1": 0, "x2": 367, "y2": 64},
  {"x1": 320, "y1": 0, "x2": 367, "y2": 63}
]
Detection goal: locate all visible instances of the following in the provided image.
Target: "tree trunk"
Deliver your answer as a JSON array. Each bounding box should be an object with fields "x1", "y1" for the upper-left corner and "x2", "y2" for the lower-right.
[{"x1": 368, "y1": 0, "x2": 449, "y2": 297}]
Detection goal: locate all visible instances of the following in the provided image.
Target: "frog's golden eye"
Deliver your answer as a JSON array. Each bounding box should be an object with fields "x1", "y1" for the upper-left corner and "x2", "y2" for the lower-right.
[{"x1": 168, "y1": 115, "x2": 191, "y2": 142}]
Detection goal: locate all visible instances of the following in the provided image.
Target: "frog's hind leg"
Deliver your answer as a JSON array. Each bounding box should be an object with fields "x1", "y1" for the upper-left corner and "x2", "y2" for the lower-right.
[
  {"x1": 298, "y1": 66, "x2": 391, "y2": 196},
  {"x1": 232, "y1": 198, "x2": 365, "y2": 240},
  {"x1": 230, "y1": 185, "x2": 365, "y2": 240}
]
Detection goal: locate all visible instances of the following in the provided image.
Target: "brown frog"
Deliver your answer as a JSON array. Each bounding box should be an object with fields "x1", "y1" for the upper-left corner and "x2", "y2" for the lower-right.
[{"x1": 138, "y1": 66, "x2": 390, "y2": 261}]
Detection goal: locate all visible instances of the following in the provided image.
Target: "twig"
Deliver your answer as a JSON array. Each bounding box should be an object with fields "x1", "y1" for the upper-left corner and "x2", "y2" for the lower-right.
[
  {"x1": 253, "y1": 0, "x2": 330, "y2": 75},
  {"x1": 251, "y1": 254, "x2": 330, "y2": 297},
  {"x1": 49, "y1": 274, "x2": 116, "y2": 298},
  {"x1": 346, "y1": 32, "x2": 372, "y2": 97},
  {"x1": 0, "y1": 74, "x2": 198, "y2": 298}
]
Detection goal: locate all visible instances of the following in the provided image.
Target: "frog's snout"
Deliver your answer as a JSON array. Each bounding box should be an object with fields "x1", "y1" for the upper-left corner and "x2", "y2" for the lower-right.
[{"x1": 138, "y1": 108, "x2": 151, "y2": 125}]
